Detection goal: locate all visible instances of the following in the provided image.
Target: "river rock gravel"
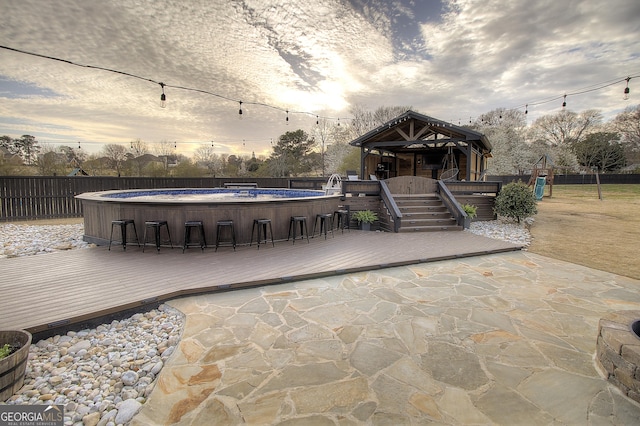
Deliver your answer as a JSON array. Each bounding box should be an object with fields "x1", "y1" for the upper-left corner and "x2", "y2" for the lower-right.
[
  {"x1": 0, "y1": 223, "x2": 92, "y2": 258},
  {"x1": 466, "y1": 218, "x2": 532, "y2": 248},
  {"x1": 3, "y1": 306, "x2": 183, "y2": 426}
]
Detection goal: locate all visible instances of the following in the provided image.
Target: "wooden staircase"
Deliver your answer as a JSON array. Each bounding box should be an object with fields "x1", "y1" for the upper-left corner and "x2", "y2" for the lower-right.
[{"x1": 392, "y1": 194, "x2": 462, "y2": 232}]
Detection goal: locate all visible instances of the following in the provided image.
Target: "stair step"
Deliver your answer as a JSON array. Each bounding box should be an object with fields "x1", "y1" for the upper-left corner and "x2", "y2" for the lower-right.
[
  {"x1": 388, "y1": 193, "x2": 461, "y2": 233},
  {"x1": 398, "y1": 225, "x2": 463, "y2": 232},
  {"x1": 405, "y1": 218, "x2": 456, "y2": 225},
  {"x1": 395, "y1": 200, "x2": 441, "y2": 205},
  {"x1": 403, "y1": 213, "x2": 451, "y2": 220}
]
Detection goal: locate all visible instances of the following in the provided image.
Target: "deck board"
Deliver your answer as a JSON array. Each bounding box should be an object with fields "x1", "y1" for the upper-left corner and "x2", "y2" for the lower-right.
[{"x1": 0, "y1": 230, "x2": 521, "y2": 334}]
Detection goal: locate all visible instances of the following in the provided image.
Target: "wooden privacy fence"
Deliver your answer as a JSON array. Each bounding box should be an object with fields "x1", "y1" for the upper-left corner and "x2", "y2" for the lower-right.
[{"x1": 0, "y1": 177, "x2": 289, "y2": 221}]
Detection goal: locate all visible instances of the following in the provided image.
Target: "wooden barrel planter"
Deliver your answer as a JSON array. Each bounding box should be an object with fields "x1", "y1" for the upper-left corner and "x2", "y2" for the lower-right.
[{"x1": 0, "y1": 330, "x2": 32, "y2": 402}]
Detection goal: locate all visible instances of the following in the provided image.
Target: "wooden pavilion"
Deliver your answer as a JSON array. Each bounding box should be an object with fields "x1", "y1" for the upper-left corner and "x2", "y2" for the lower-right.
[{"x1": 350, "y1": 110, "x2": 492, "y2": 181}]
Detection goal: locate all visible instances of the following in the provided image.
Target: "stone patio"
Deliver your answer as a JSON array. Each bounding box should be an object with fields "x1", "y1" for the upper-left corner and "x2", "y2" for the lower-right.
[{"x1": 131, "y1": 251, "x2": 640, "y2": 425}]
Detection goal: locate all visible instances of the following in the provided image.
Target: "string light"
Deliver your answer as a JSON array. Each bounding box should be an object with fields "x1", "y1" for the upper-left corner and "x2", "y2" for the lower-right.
[
  {"x1": 159, "y1": 82, "x2": 166, "y2": 108},
  {"x1": 624, "y1": 77, "x2": 630, "y2": 100},
  {"x1": 0, "y1": 45, "x2": 346, "y2": 126},
  {"x1": 0, "y1": 45, "x2": 637, "y2": 130}
]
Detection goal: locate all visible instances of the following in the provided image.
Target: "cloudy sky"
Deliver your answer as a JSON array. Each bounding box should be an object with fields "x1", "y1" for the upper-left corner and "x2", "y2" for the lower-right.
[{"x1": 1, "y1": 0, "x2": 639, "y2": 157}]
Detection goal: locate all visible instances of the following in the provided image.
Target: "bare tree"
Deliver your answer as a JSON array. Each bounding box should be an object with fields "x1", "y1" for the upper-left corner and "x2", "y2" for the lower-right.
[
  {"x1": 613, "y1": 104, "x2": 640, "y2": 166},
  {"x1": 528, "y1": 109, "x2": 602, "y2": 173},
  {"x1": 129, "y1": 138, "x2": 149, "y2": 157},
  {"x1": 102, "y1": 143, "x2": 128, "y2": 176},
  {"x1": 348, "y1": 105, "x2": 411, "y2": 140},
  {"x1": 531, "y1": 109, "x2": 602, "y2": 147},
  {"x1": 127, "y1": 139, "x2": 149, "y2": 176},
  {"x1": 193, "y1": 144, "x2": 223, "y2": 177}
]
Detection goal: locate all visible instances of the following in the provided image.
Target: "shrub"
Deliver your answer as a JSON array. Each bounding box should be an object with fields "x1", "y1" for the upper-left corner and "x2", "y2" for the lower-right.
[
  {"x1": 494, "y1": 182, "x2": 537, "y2": 223},
  {"x1": 460, "y1": 203, "x2": 477, "y2": 219},
  {"x1": 352, "y1": 210, "x2": 378, "y2": 224}
]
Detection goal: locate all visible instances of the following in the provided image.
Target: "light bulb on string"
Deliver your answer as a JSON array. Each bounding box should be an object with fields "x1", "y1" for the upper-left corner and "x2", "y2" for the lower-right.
[
  {"x1": 159, "y1": 82, "x2": 166, "y2": 108},
  {"x1": 316, "y1": 115, "x2": 319, "y2": 125},
  {"x1": 525, "y1": 104, "x2": 528, "y2": 115},
  {"x1": 624, "y1": 77, "x2": 630, "y2": 100},
  {"x1": 174, "y1": 141, "x2": 177, "y2": 150},
  {"x1": 238, "y1": 101, "x2": 243, "y2": 119},
  {"x1": 78, "y1": 141, "x2": 81, "y2": 150},
  {"x1": 286, "y1": 110, "x2": 289, "y2": 124},
  {"x1": 562, "y1": 94, "x2": 567, "y2": 109}
]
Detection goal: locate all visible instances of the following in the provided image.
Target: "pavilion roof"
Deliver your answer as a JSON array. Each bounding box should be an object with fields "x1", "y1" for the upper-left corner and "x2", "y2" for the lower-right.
[{"x1": 349, "y1": 110, "x2": 492, "y2": 153}]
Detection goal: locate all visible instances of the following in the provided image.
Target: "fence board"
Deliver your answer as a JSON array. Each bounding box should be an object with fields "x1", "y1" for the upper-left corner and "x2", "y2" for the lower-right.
[{"x1": 0, "y1": 177, "x2": 295, "y2": 221}]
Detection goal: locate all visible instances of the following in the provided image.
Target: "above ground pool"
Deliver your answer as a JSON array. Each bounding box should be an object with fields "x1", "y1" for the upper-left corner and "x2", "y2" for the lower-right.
[{"x1": 76, "y1": 188, "x2": 342, "y2": 247}]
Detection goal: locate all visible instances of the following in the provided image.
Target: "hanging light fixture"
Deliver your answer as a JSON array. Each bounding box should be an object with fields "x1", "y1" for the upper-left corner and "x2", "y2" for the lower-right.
[
  {"x1": 562, "y1": 94, "x2": 567, "y2": 109},
  {"x1": 286, "y1": 110, "x2": 289, "y2": 124},
  {"x1": 238, "y1": 101, "x2": 243, "y2": 118},
  {"x1": 159, "y1": 82, "x2": 166, "y2": 108},
  {"x1": 525, "y1": 104, "x2": 528, "y2": 115},
  {"x1": 316, "y1": 115, "x2": 319, "y2": 125},
  {"x1": 624, "y1": 77, "x2": 630, "y2": 100}
]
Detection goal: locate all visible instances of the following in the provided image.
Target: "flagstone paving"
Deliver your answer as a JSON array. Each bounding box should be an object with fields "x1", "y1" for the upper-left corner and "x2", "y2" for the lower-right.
[{"x1": 131, "y1": 251, "x2": 640, "y2": 425}]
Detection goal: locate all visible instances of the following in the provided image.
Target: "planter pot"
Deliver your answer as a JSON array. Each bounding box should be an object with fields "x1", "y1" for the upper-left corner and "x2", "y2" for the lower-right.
[
  {"x1": 360, "y1": 222, "x2": 371, "y2": 231},
  {"x1": 0, "y1": 330, "x2": 32, "y2": 402}
]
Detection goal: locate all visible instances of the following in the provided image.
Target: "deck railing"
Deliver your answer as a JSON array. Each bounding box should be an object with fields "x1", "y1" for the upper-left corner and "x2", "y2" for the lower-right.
[
  {"x1": 379, "y1": 180, "x2": 402, "y2": 232},
  {"x1": 437, "y1": 181, "x2": 467, "y2": 227}
]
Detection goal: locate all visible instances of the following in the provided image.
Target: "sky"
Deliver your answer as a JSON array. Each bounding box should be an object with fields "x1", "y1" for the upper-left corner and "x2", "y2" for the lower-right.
[{"x1": 0, "y1": 0, "x2": 639, "y2": 157}]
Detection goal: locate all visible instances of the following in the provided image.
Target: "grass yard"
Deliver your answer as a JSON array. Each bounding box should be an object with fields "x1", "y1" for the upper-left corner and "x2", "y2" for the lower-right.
[{"x1": 528, "y1": 184, "x2": 640, "y2": 280}]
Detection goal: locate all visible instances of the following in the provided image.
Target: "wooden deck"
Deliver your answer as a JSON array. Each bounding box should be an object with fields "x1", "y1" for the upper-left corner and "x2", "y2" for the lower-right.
[{"x1": 0, "y1": 231, "x2": 521, "y2": 336}]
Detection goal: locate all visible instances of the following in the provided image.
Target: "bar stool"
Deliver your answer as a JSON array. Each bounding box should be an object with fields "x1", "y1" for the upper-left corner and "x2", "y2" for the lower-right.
[
  {"x1": 333, "y1": 207, "x2": 350, "y2": 233},
  {"x1": 287, "y1": 216, "x2": 309, "y2": 244},
  {"x1": 143, "y1": 220, "x2": 173, "y2": 252},
  {"x1": 312, "y1": 213, "x2": 334, "y2": 239},
  {"x1": 250, "y1": 219, "x2": 274, "y2": 249},
  {"x1": 183, "y1": 221, "x2": 206, "y2": 252},
  {"x1": 215, "y1": 220, "x2": 236, "y2": 251},
  {"x1": 109, "y1": 219, "x2": 140, "y2": 251}
]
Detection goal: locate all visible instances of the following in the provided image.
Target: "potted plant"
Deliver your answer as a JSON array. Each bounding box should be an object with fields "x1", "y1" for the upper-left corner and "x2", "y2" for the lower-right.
[
  {"x1": 352, "y1": 210, "x2": 378, "y2": 231},
  {"x1": 460, "y1": 203, "x2": 477, "y2": 228},
  {"x1": 0, "y1": 330, "x2": 32, "y2": 402}
]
